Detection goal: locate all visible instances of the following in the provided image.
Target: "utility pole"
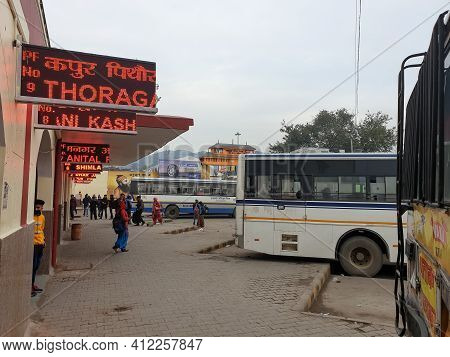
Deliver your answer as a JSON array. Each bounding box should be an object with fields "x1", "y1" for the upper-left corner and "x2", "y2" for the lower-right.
[{"x1": 235, "y1": 132, "x2": 241, "y2": 145}]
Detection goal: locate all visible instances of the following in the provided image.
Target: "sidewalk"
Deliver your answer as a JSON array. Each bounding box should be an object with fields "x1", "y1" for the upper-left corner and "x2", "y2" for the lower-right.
[{"x1": 29, "y1": 217, "x2": 395, "y2": 336}]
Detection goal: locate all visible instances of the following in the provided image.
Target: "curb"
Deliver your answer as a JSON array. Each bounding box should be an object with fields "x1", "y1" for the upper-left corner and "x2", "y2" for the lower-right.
[
  {"x1": 162, "y1": 226, "x2": 199, "y2": 235},
  {"x1": 299, "y1": 311, "x2": 396, "y2": 329},
  {"x1": 198, "y1": 239, "x2": 236, "y2": 254},
  {"x1": 293, "y1": 264, "x2": 331, "y2": 312}
]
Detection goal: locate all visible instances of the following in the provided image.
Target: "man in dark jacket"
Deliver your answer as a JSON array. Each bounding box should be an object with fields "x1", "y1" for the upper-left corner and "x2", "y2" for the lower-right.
[
  {"x1": 99, "y1": 195, "x2": 108, "y2": 219},
  {"x1": 108, "y1": 194, "x2": 115, "y2": 219},
  {"x1": 90, "y1": 195, "x2": 98, "y2": 220},
  {"x1": 69, "y1": 194, "x2": 77, "y2": 220},
  {"x1": 82, "y1": 194, "x2": 90, "y2": 217},
  {"x1": 134, "y1": 196, "x2": 145, "y2": 226}
]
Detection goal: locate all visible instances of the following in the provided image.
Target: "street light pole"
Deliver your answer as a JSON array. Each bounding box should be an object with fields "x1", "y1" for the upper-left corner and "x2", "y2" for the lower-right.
[{"x1": 235, "y1": 132, "x2": 241, "y2": 145}]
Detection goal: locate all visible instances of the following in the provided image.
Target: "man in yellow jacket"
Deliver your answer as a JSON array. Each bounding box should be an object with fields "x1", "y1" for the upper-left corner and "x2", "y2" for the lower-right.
[{"x1": 32, "y1": 199, "x2": 45, "y2": 297}]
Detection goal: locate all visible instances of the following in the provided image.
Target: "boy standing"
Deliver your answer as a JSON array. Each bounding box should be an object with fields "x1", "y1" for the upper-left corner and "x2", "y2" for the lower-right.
[{"x1": 32, "y1": 199, "x2": 46, "y2": 297}]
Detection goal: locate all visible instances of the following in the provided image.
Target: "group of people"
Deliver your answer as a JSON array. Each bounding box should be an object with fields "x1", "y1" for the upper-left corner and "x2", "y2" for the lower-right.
[{"x1": 79, "y1": 194, "x2": 117, "y2": 220}]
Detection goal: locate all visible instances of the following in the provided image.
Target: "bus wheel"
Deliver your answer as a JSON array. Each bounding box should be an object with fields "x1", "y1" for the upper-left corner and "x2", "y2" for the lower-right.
[
  {"x1": 165, "y1": 205, "x2": 179, "y2": 219},
  {"x1": 338, "y1": 236, "x2": 383, "y2": 277}
]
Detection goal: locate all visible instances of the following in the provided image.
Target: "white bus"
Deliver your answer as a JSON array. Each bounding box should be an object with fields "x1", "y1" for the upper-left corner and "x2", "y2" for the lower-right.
[
  {"x1": 130, "y1": 177, "x2": 236, "y2": 219},
  {"x1": 236, "y1": 153, "x2": 402, "y2": 277}
]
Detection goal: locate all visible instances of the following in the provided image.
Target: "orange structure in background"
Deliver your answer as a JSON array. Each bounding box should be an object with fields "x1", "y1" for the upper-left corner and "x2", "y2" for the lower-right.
[{"x1": 199, "y1": 143, "x2": 256, "y2": 178}]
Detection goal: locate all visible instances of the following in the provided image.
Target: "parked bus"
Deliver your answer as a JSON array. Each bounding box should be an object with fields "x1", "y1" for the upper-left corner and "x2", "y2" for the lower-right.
[
  {"x1": 395, "y1": 12, "x2": 450, "y2": 337},
  {"x1": 129, "y1": 177, "x2": 236, "y2": 219},
  {"x1": 235, "y1": 153, "x2": 401, "y2": 277}
]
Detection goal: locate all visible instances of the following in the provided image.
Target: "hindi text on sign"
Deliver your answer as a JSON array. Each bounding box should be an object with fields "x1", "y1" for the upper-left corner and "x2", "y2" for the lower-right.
[{"x1": 18, "y1": 44, "x2": 157, "y2": 113}]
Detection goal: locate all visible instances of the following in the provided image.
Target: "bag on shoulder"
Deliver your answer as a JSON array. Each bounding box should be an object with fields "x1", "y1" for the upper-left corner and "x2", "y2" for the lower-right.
[{"x1": 112, "y1": 214, "x2": 124, "y2": 234}]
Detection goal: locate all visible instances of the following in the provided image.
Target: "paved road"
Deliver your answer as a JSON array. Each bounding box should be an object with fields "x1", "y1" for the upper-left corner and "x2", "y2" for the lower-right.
[
  {"x1": 30, "y1": 218, "x2": 395, "y2": 336},
  {"x1": 311, "y1": 275, "x2": 395, "y2": 326}
]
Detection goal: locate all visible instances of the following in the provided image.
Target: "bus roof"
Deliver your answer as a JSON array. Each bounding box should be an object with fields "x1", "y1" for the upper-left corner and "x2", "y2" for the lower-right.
[
  {"x1": 130, "y1": 177, "x2": 237, "y2": 184},
  {"x1": 243, "y1": 153, "x2": 396, "y2": 160}
]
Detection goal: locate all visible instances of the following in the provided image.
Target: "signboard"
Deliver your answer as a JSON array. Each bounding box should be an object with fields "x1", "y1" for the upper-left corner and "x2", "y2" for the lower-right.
[
  {"x1": 68, "y1": 173, "x2": 97, "y2": 179},
  {"x1": 18, "y1": 43, "x2": 157, "y2": 113},
  {"x1": 158, "y1": 159, "x2": 201, "y2": 179},
  {"x1": 60, "y1": 142, "x2": 110, "y2": 164},
  {"x1": 418, "y1": 251, "x2": 437, "y2": 335},
  {"x1": 64, "y1": 163, "x2": 102, "y2": 173},
  {"x1": 36, "y1": 105, "x2": 137, "y2": 134}
]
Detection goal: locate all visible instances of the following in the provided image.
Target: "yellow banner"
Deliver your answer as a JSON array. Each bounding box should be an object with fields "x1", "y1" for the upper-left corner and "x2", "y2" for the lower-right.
[{"x1": 418, "y1": 251, "x2": 437, "y2": 335}]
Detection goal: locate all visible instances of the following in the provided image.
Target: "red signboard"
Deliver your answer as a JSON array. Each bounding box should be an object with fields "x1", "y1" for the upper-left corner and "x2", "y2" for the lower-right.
[
  {"x1": 36, "y1": 105, "x2": 137, "y2": 134},
  {"x1": 18, "y1": 43, "x2": 157, "y2": 113},
  {"x1": 60, "y1": 142, "x2": 110, "y2": 164},
  {"x1": 64, "y1": 163, "x2": 103, "y2": 173}
]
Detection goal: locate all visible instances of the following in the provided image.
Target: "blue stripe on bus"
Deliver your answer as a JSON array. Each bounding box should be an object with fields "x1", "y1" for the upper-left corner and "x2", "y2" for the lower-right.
[{"x1": 236, "y1": 199, "x2": 396, "y2": 210}]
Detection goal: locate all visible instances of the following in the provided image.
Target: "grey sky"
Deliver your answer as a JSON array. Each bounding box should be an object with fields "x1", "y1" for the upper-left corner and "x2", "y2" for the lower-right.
[{"x1": 43, "y1": 0, "x2": 448, "y2": 153}]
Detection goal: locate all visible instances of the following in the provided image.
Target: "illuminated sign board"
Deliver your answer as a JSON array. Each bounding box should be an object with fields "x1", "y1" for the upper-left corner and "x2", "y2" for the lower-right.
[
  {"x1": 68, "y1": 173, "x2": 97, "y2": 179},
  {"x1": 60, "y1": 142, "x2": 110, "y2": 164},
  {"x1": 17, "y1": 44, "x2": 157, "y2": 113},
  {"x1": 64, "y1": 163, "x2": 103, "y2": 173},
  {"x1": 36, "y1": 105, "x2": 137, "y2": 134}
]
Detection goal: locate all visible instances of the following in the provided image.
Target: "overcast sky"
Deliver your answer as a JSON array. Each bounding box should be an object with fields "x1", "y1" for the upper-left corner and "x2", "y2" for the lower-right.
[{"x1": 43, "y1": 0, "x2": 449, "y2": 153}]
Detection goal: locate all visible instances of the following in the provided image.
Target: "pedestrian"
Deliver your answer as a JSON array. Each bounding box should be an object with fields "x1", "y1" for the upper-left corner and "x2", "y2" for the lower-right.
[
  {"x1": 112, "y1": 193, "x2": 129, "y2": 253},
  {"x1": 134, "y1": 195, "x2": 145, "y2": 226},
  {"x1": 32, "y1": 199, "x2": 46, "y2": 297},
  {"x1": 197, "y1": 201, "x2": 206, "y2": 231},
  {"x1": 69, "y1": 194, "x2": 77, "y2": 220},
  {"x1": 192, "y1": 199, "x2": 199, "y2": 226},
  {"x1": 152, "y1": 197, "x2": 163, "y2": 225},
  {"x1": 90, "y1": 194, "x2": 98, "y2": 220},
  {"x1": 108, "y1": 194, "x2": 115, "y2": 219},
  {"x1": 126, "y1": 194, "x2": 133, "y2": 218},
  {"x1": 82, "y1": 194, "x2": 90, "y2": 216},
  {"x1": 99, "y1": 194, "x2": 108, "y2": 219}
]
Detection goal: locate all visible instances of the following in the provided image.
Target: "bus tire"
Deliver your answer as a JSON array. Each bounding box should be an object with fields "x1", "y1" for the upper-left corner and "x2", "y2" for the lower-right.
[
  {"x1": 338, "y1": 236, "x2": 383, "y2": 277},
  {"x1": 165, "y1": 205, "x2": 179, "y2": 219}
]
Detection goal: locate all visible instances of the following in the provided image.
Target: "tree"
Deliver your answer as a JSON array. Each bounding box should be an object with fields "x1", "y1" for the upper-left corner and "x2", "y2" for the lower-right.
[
  {"x1": 356, "y1": 111, "x2": 396, "y2": 152},
  {"x1": 269, "y1": 109, "x2": 396, "y2": 153}
]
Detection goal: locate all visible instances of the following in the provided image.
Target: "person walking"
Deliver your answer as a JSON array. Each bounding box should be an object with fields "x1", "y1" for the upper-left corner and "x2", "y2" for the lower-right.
[
  {"x1": 82, "y1": 194, "x2": 90, "y2": 216},
  {"x1": 152, "y1": 197, "x2": 163, "y2": 225},
  {"x1": 90, "y1": 195, "x2": 98, "y2": 220},
  {"x1": 99, "y1": 194, "x2": 108, "y2": 219},
  {"x1": 32, "y1": 199, "x2": 46, "y2": 297},
  {"x1": 197, "y1": 201, "x2": 206, "y2": 231},
  {"x1": 192, "y1": 199, "x2": 199, "y2": 226},
  {"x1": 69, "y1": 194, "x2": 77, "y2": 220},
  {"x1": 108, "y1": 194, "x2": 115, "y2": 219},
  {"x1": 134, "y1": 195, "x2": 145, "y2": 226},
  {"x1": 112, "y1": 193, "x2": 129, "y2": 253},
  {"x1": 126, "y1": 194, "x2": 133, "y2": 218}
]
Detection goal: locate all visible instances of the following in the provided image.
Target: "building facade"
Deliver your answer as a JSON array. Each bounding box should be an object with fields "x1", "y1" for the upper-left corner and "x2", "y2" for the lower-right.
[{"x1": 200, "y1": 143, "x2": 256, "y2": 178}]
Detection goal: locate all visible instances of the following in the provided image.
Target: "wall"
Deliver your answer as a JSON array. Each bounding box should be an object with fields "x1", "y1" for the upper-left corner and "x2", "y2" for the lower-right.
[{"x1": 0, "y1": 0, "x2": 54, "y2": 336}]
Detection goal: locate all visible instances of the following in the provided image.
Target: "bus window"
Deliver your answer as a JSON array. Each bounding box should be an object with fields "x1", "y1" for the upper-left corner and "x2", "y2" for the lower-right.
[
  {"x1": 221, "y1": 183, "x2": 236, "y2": 196},
  {"x1": 314, "y1": 177, "x2": 338, "y2": 200},
  {"x1": 167, "y1": 182, "x2": 180, "y2": 194},
  {"x1": 182, "y1": 182, "x2": 195, "y2": 195},
  {"x1": 137, "y1": 182, "x2": 149, "y2": 194},
  {"x1": 196, "y1": 184, "x2": 211, "y2": 196},
  {"x1": 151, "y1": 183, "x2": 166, "y2": 194},
  {"x1": 385, "y1": 176, "x2": 396, "y2": 202},
  {"x1": 245, "y1": 175, "x2": 256, "y2": 198},
  {"x1": 338, "y1": 176, "x2": 366, "y2": 201},
  {"x1": 368, "y1": 176, "x2": 386, "y2": 201},
  {"x1": 279, "y1": 175, "x2": 302, "y2": 200},
  {"x1": 256, "y1": 175, "x2": 272, "y2": 198}
]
